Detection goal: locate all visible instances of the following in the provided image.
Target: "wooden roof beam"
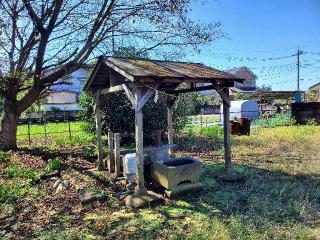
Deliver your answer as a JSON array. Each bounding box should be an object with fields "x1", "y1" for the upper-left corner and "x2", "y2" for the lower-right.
[
  {"x1": 105, "y1": 61, "x2": 135, "y2": 82},
  {"x1": 164, "y1": 82, "x2": 230, "y2": 107},
  {"x1": 165, "y1": 84, "x2": 216, "y2": 94},
  {"x1": 100, "y1": 82, "x2": 135, "y2": 95},
  {"x1": 212, "y1": 82, "x2": 230, "y2": 107}
]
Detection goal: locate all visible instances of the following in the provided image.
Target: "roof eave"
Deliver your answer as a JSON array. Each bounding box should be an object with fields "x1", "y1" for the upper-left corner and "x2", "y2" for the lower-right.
[
  {"x1": 309, "y1": 82, "x2": 320, "y2": 90},
  {"x1": 82, "y1": 57, "x2": 104, "y2": 92}
]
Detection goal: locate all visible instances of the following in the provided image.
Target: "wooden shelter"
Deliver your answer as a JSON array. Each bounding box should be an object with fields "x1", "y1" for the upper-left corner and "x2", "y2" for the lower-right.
[
  {"x1": 252, "y1": 90, "x2": 304, "y2": 102},
  {"x1": 84, "y1": 56, "x2": 244, "y2": 195}
]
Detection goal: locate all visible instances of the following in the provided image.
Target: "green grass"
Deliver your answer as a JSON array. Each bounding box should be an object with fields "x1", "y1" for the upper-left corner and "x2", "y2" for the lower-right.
[
  {"x1": 0, "y1": 150, "x2": 8, "y2": 162},
  {"x1": 45, "y1": 158, "x2": 62, "y2": 172},
  {"x1": 189, "y1": 114, "x2": 220, "y2": 123},
  {"x1": 0, "y1": 164, "x2": 42, "y2": 203},
  {"x1": 17, "y1": 121, "x2": 94, "y2": 146},
  {"x1": 105, "y1": 125, "x2": 320, "y2": 239},
  {"x1": 3, "y1": 166, "x2": 40, "y2": 180},
  {"x1": 0, "y1": 183, "x2": 30, "y2": 203},
  {"x1": 2, "y1": 125, "x2": 320, "y2": 239}
]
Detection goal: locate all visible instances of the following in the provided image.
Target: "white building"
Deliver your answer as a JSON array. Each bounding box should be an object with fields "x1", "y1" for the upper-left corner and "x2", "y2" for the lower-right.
[{"x1": 43, "y1": 68, "x2": 89, "y2": 111}]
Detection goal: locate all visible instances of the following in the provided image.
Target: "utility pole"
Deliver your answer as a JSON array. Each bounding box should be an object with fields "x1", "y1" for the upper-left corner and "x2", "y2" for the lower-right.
[
  {"x1": 296, "y1": 47, "x2": 303, "y2": 91},
  {"x1": 295, "y1": 47, "x2": 303, "y2": 102}
]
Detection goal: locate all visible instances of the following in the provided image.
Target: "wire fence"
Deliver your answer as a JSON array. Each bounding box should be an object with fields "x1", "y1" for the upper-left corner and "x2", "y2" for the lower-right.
[
  {"x1": 17, "y1": 108, "x2": 293, "y2": 146},
  {"x1": 17, "y1": 111, "x2": 85, "y2": 145},
  {"x1": 189, "y1": 109, "x2": 292, "y2": 127}
]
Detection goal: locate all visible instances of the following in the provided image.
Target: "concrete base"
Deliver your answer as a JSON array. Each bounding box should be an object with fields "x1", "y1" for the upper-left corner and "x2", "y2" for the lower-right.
[
  {"x1": 165, "y1": 182, "x2": 203, "y2": 198},
  {"x1": 219, "y1": 170, "x2": 245, "y2": 182},
  {"x1": 124, "y1": 188, "x2": 163, "y2": 208}
]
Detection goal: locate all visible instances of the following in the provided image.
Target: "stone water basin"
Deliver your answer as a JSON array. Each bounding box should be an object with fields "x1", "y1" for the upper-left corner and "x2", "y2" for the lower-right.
[{"x1": 151, "y1": 157, "x2": 202, "y2": 190}]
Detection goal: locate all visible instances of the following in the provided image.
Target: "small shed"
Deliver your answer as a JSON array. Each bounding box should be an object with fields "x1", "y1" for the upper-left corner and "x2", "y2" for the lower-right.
[
  {"x1": 252, "y1": 90, "x2": 304, "y2": 103},
  {"x1": 84, "y1": 56, "x2": 244, "y2": 205}
]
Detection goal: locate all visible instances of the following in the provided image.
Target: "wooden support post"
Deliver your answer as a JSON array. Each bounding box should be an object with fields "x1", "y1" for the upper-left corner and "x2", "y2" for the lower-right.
[
  {"x1": 114, "y1": 133, "x2": 121, "y2": 177},
  {"x1": 94, "y1": 90, "x2": 104, "y2": 170},
  {"x1": 166, "y1": 97, "x2": 175, "y2": 155},
  {"x1": 135, "y1": 88, "x2": 146, "y2": 192},
  {"x1": 167, "y1": 105, "x2": 174, "y2": 154},
  {"x1": 108, "y1": 132, "x2": 114, "y2": 172},
  {"x1": 222, "y1": 88, "x2": 231, "y2": 173}
]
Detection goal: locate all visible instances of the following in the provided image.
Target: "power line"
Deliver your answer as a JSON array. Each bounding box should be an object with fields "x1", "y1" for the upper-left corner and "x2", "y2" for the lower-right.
[
  {"x1": 198, "y1": 47, "x2": 319, "y2": 89},
  {"x1": 308, "y1": 52, "x2": 320, "y2": 56},
  {"x1": 206, "y1": 46, "x2": 294, "y2": 53},
  {"x1": 209, "y1": 51, "x2": 296, "y2": 62}
]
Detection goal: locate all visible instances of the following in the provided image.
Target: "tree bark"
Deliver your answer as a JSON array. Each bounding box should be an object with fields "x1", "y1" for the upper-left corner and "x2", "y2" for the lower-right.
[{"x1": 0, "y1": 101, "x2": 20, "y2": 150}]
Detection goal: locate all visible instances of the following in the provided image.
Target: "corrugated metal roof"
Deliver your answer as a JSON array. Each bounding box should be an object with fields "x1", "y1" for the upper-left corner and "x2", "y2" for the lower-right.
[
  {"x1": 83, "y1": 56, "x2": 244, "y2": 92},
  {"x1": 309, "y1": 82, "x2": 320, "y2": 90},
  {"x1": 105, "y1": 57, "x2": 238, "y2": 80}
]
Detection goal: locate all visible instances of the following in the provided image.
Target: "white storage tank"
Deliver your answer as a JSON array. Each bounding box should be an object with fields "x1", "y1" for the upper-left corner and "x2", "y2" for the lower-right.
[
  {"x1": 124, "y1": 153, "x2": 137, "y2": 182},
  {"x1": 220, "y1": 100, "x2": 259, "y2": 121}
]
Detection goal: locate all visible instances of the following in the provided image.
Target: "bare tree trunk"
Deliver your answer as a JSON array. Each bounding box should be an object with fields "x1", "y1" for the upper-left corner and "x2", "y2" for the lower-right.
[{"x1": 0, "y1": 101, "x2": 20, "y2": 150}]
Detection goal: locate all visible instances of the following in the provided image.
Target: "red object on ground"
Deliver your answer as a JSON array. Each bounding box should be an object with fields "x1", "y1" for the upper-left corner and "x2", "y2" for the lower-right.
[
  {"x1": 230, "y1": 121, "x2": 241, "y2": 135},
  {"x1": 239, "y1": 118, "x2": 251, "y2": 135}
]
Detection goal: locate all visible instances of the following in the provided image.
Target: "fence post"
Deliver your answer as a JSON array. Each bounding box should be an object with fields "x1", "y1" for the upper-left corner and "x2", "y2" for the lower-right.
[
  {"x1": 108, "y1": 132, "x2": 114, "y2": 173},
  {"x1": 28, "y1": 117, "x2": 31, "y2": 146},
  {"x1": 114, "y1": 133, "x2": 121, "y2": 177},
  {"x1": 44, "y1": 113, "x2": 47, "y2": 144},
  {"x1": 68, "y1": 117, "x2": 72, "y2": 139},
  {"x1": 200, "y1": 115, "x2": 203, "y2": 127}
]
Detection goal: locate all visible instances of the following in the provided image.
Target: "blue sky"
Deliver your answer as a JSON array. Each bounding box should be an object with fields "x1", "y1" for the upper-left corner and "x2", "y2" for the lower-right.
[{"x1": 186, "y1": 0, "x2": 320, "y2": 91}]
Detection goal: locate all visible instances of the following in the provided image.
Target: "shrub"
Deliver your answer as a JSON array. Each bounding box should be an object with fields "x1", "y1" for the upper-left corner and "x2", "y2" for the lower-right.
[
  {"x1": 175, "y1": 131, "x2": 222, "y2": 152},
  {"x1": 0, "y1": 151, "x2": 8, "y2": 163},
  {"x1": 199, "y1": 125, "x2": 223, "y2": 139},
  {"x1": 78, "y1": 90, "x2": 195, "y2": 144},
  {"x1": 46, "y1": 158, "x2": 62, "y2": 172},
  {"x1": 306, "y1": 118, "x2": 318, "y2": 126},
  {"x1": 252, "y1": 113, "x2": 296, "y2": 127},
  {"x1": 82, "y1": 144, "x2": 96, "y2": 158}
]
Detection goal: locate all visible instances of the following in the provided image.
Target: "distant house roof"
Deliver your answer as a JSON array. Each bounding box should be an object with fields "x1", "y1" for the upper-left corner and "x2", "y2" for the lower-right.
[
  {"x1": 230, "y1": 86, "x2": 257, "y2": 93},
  {"x1": 225, "y1": 67, "x2": 257, "y2": 81},
  {"x1": 43, "y1": 64, "x2": 90, "y2": 77},
  {"x1": 84, "y1": 56, "x2": 244, "y2": 92},
  {"x1": 49, "y1": 67, "x2": 89, "y2": 93},
  {"x1": 309, "y1": 82, "x2": 320, "y2": 90}
]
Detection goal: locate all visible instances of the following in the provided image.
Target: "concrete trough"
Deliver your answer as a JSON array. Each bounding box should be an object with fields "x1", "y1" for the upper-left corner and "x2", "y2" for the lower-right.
[{"x1": 151, "y1": 157, "x2": 203, "y2": 196}]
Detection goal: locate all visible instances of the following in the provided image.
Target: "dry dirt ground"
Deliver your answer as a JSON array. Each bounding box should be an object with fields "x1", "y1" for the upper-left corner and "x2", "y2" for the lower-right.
[{"x1": 1, "y1": 126, "x2": 320, "y2": 239}]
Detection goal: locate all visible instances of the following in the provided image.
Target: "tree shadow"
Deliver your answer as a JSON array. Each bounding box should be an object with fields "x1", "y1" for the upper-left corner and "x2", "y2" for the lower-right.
[
  {"x1": 18, "y1": 146, "x2": 87, "y2": 162},
  {"x1": 168, "y1": 163, "x2": 320, "y2": 226},
  {"x1": 103, "y1": 162, "x2": 320, "y2": 238}
]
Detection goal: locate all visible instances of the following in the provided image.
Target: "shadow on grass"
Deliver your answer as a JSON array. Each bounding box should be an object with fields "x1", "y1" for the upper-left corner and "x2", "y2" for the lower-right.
[
  {"x1": 18, "y1": 146, "x2": 87, "y2": 161},
  {"x1": 93, "y1": 163, "x2": 320, "y2": 239},
  {"x1": 6, "y1": 145, "x2": 319, "y2": 239}
]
